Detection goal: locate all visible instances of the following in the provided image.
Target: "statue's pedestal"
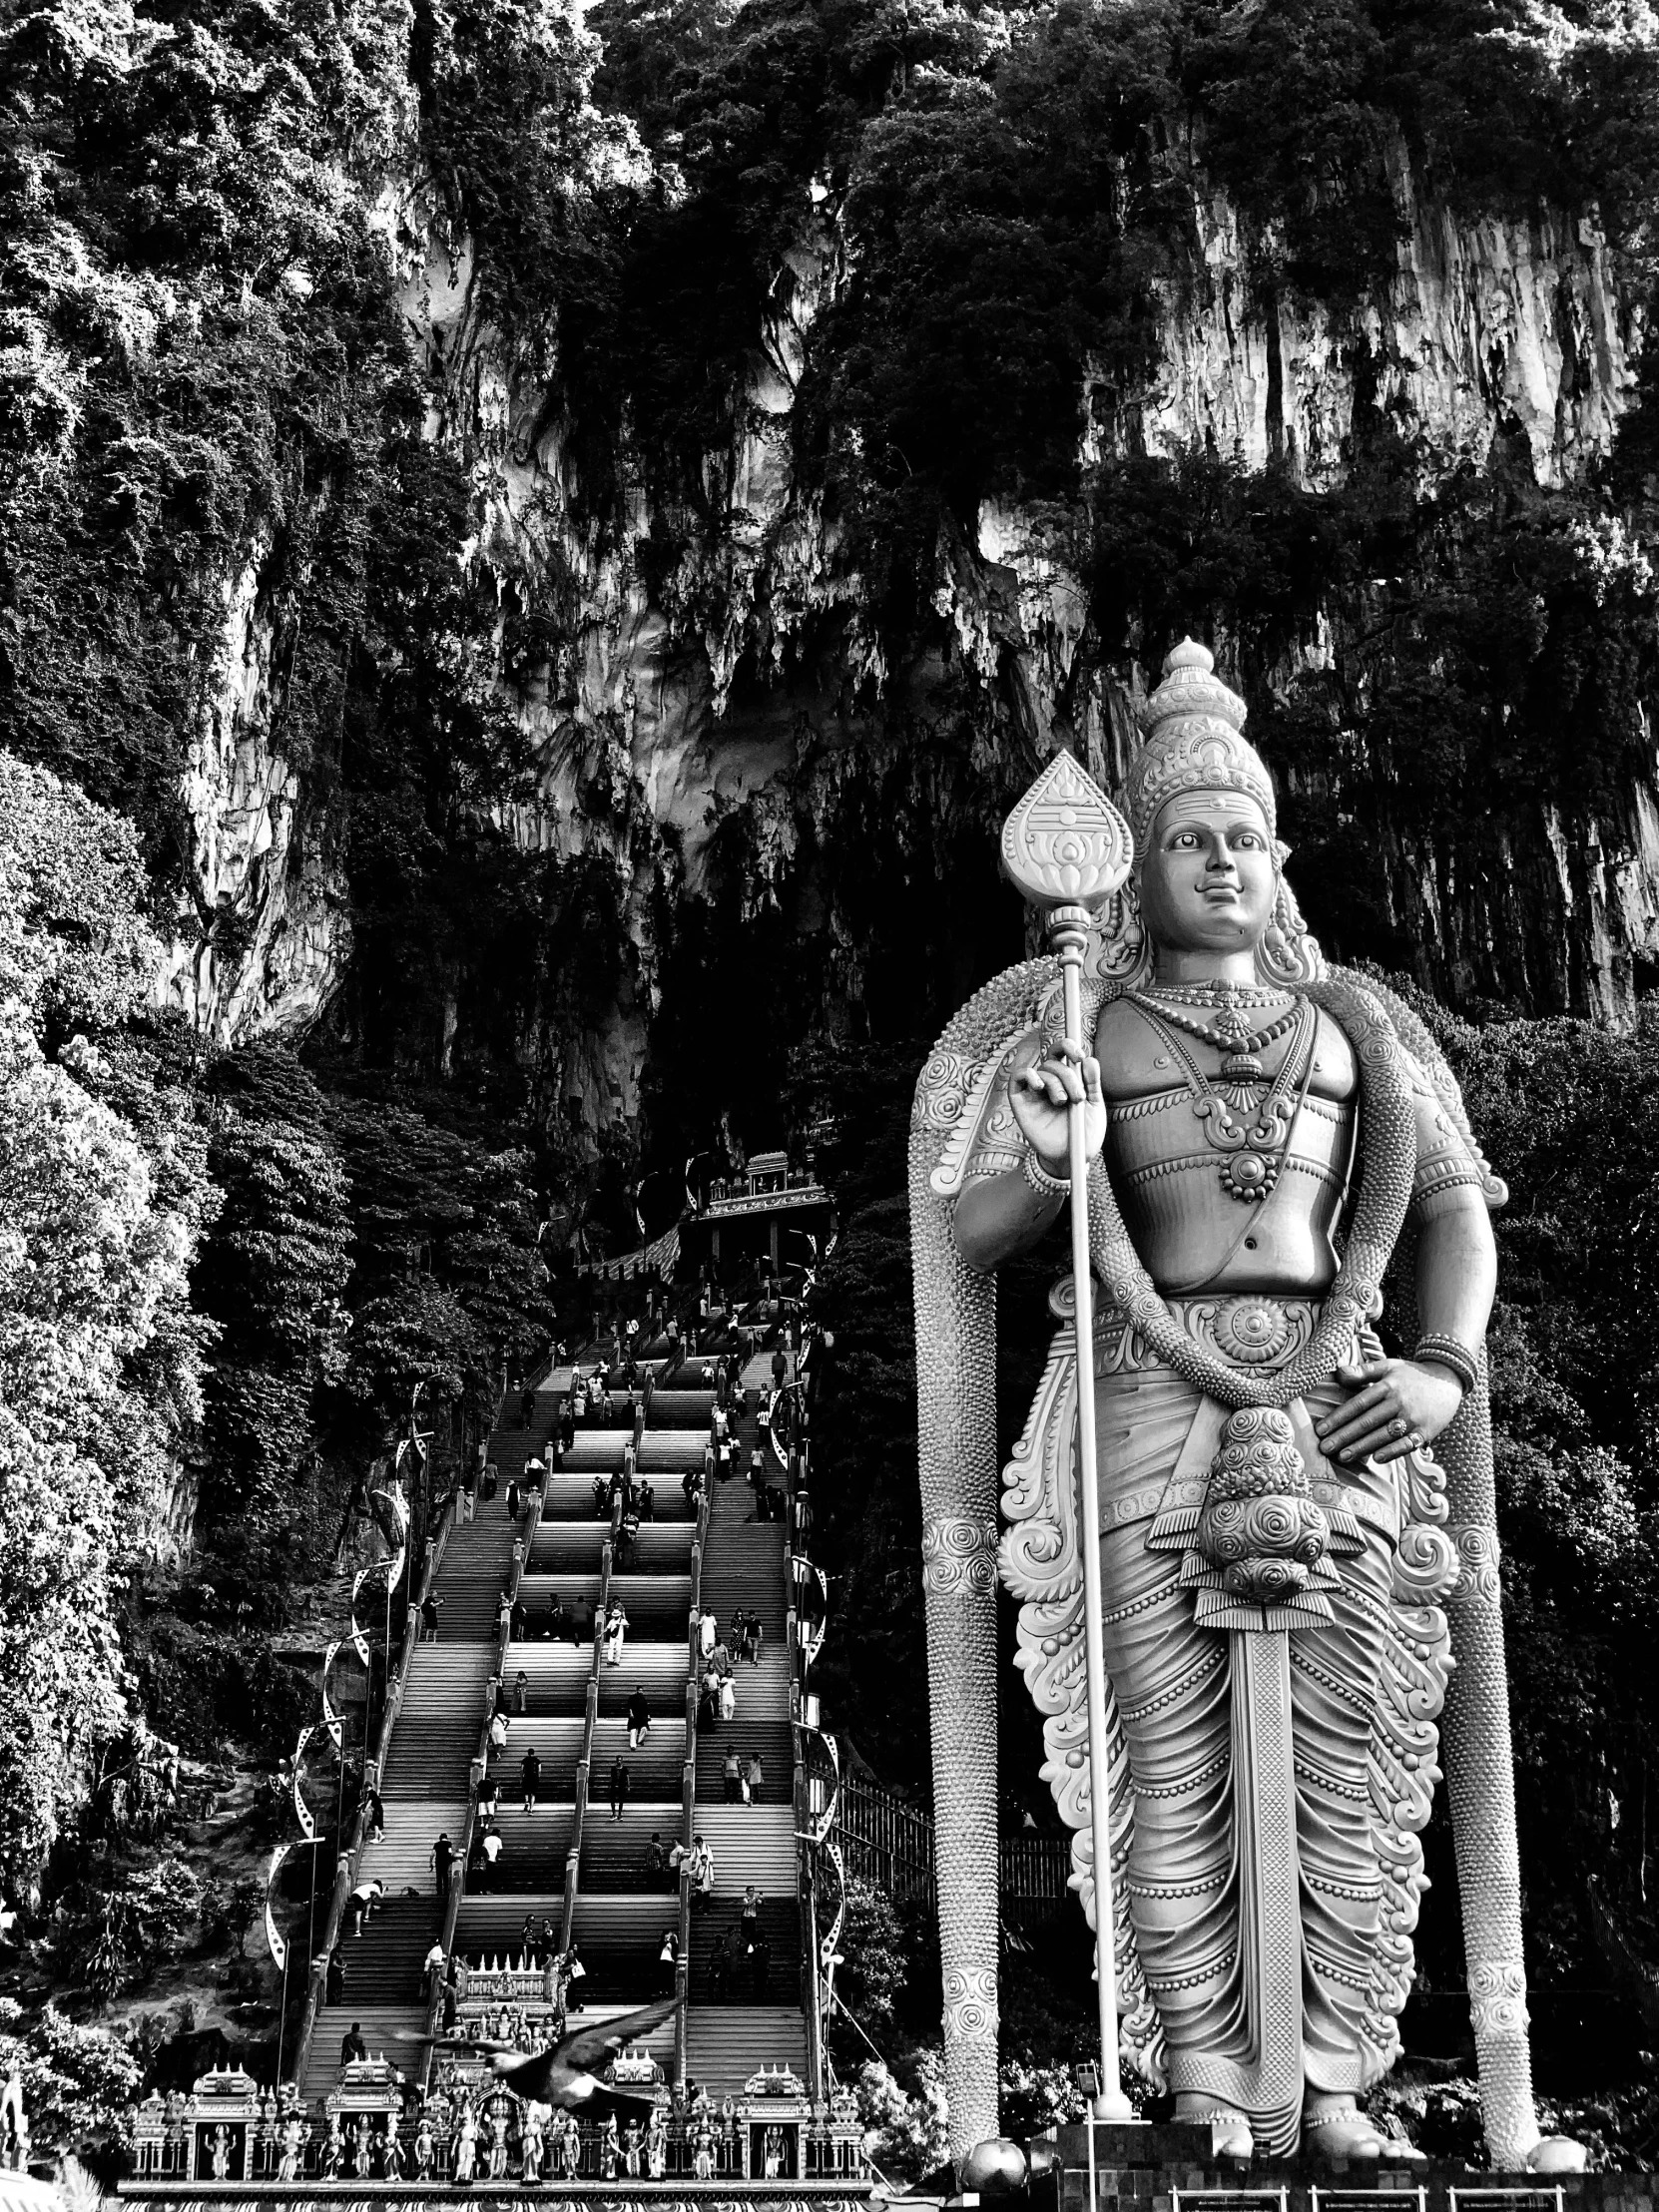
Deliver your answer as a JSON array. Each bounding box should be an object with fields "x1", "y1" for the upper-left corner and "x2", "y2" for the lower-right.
[{"x1": 1045, "y1": 2123, "x2": 1654, "y2": 2212}]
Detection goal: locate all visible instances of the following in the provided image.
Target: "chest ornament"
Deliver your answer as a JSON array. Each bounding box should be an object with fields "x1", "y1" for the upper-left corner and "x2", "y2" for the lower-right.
[{"x1": 1127, "y1": 989, "x2": 1318, "y2": 1204}]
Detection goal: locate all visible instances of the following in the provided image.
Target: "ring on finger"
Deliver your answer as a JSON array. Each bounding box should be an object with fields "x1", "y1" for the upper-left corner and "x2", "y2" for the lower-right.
[
  {"x1": 1406, "y1": 1430, "x2": 1422, "y2": 1451},
  {"x1": 1387, "y1": 1416, "x2": 1407, "y2": 1439}
]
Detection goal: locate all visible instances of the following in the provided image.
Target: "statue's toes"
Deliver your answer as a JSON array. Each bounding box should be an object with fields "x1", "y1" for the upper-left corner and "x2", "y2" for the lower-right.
[
  {"x1": 1527, "y1": 2137, "x2": 1588, "y2": 2175},
  {"x1": 1379, "y1": 2136, "x2": 1427, "y2": 2164},
  {"x1": 1196, "y1": 2112, "x2": 1254, "y2": 2162},
  {"x1": 1306, "y1": 2114, "x2": 1383, "y2": 2162}
]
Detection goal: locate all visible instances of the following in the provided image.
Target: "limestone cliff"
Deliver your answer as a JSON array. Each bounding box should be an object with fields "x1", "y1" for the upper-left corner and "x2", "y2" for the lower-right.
[
  {"x1": 156, "y1": 92, "x2": 1655, "y2": 1108},
  {"x1": 352, "y1": 143, "x2": 1649, "y2": 1140},
  {"x1": 154, "y1": 541, "x2": 349, "y2": 1046}
]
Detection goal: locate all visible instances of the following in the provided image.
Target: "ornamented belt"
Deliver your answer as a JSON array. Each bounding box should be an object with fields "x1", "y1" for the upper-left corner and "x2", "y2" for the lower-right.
[{"x1": 1081, "y1": 1292, "x2": 1359, "y2": 1378}]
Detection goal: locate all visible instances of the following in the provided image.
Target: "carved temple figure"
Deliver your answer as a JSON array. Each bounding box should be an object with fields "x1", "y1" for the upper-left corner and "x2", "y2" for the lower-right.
[
  {"x1": 560, "y1": 2111, "x2": 583, "y2": 2178},
  {"x1": 521, "y1": 2102, "x2": 546, "y2": 2184},
  {"x1": 452, "y1": 2097, "x2": 477, "y2": 2183},
  {"x1": 485, "y1": 2097, "x2": 510, "y2": 2179},
  {"x1": 692, "y1": 2110, "x2": 717, "y2": 2179},
  {"x1": 647, "y1": 2107, "x2": 669, "y2": 2178},
  {"x1": 623, "y1": 2117, "x2": 645, "y2": 2176},
  {"x1": 276, "y1": 2112, "x2": 304, "y2": 2183},
  {"x1": 911, "y1": 642, "x2": 1580, "y2": 2170},
  {"x1": 317, "y1": 2113, "x2": 341, "y2": 2179}
]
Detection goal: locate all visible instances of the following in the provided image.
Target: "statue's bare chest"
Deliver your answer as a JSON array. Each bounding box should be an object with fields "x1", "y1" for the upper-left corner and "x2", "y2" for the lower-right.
[{"x1": 1091, "y1": 995, "x2": 1358, "y2": 1294}]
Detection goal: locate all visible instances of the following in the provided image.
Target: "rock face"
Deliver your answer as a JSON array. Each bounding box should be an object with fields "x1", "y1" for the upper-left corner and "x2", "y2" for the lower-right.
[
  {"x1": 155, "y1": 542, "x2": 348, "y2": 1046},
  {"x1": 1139, "y1": 151, "x2": 1635, "y2": 490},
  {"x1": 169, "y1": 142, "x2": 1653, "y2": 1106}
]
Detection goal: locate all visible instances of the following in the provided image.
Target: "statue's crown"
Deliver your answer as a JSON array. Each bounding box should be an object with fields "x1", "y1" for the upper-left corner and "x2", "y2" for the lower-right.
[{"x1": 1125, "y1": 638, "x2": 1275, "y2": 855}]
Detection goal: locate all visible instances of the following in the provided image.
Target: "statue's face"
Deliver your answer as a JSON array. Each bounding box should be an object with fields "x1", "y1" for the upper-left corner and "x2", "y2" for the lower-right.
[{"x1": 1139, "y1": 789, "x2": 1276, "y2": 954}]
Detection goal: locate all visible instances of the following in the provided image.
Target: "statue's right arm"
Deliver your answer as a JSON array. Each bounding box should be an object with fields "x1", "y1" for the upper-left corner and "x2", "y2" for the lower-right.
[{"x1": 949, "y1": 1034, "x2": 1104, "y2": 1272}]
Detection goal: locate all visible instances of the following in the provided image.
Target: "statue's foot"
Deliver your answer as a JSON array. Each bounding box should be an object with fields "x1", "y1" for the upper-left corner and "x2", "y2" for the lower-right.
[
  {"x1": 1178, "y1": 2103, "x2": 1253, "y2": 2162},
  {"x1": 1526, "y1": 2138, "x2": 1587, "y2": 2175},
  {"x1": 1304, "y1": 2104, "x2": 1382, "y2": 2162}
]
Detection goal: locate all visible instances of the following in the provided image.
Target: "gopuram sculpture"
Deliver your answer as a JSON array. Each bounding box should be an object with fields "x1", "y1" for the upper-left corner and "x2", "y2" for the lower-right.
[{"x1": 911, "y1": 642, "x2": 1580, "y2": 2173}]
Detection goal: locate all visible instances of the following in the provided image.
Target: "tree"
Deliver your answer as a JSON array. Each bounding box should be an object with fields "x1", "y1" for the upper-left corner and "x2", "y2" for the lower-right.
[
  {"x1": 0, "y1": 756, "x2": 212, "y2": 1880},
  {"x1": 192, "y1": 1045, "x2": 351, "y2": 1586},
  {"x1": 0, "y1": 1997, "x2": 143, "y2": 2158},
  {"x1": 330, "y1": 1095, "x2": 551, "y2": 1430},
  {"x1": 67, "y1": 1857, "x2": 204, "y2": 2004}
]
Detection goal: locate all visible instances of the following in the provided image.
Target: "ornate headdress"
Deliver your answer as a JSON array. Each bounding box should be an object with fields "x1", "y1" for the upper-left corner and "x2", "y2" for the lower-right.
[
  {"x1": 1124, "y1": 638, "x2": 1276, "y2": 857},
  {"x1": 1087, "y1": 637, "x2": 1320, "y2": 991}
]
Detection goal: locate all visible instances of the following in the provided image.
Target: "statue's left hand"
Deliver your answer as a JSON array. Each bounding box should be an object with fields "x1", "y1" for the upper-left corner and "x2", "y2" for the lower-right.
[{"x1": 1315, "y1": 1357, "x2": 1464, "y2": 1466}]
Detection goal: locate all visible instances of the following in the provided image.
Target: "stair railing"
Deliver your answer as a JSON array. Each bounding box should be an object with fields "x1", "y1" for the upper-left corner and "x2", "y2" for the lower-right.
[
  {"x1": 677, "y1": 1480, "x2": 711, "y2": 2091},
  {"x1": 288, "y1": 1486, "x2": 457, "y2": 2096},
  {"x1": 781, "y1": 1426, "x2": 832, "y2": 2101},
  {"x1": 562, "y1": 1488, "x2": 614, "y2": 1952},
  {"x1": 418, "y1": 1454, "x2": 546, "y2": 2083}
]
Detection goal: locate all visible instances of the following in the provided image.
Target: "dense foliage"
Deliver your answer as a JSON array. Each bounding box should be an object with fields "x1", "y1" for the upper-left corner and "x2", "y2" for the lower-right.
[{"x1": 0, "y1": 756, "x2": 212, "y2": 1877}]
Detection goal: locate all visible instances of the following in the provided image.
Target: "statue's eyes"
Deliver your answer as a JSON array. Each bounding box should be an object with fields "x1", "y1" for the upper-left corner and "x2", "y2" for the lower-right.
[{"x1": 1233, "y1": 831, "x2": 1264, "y2": 849}]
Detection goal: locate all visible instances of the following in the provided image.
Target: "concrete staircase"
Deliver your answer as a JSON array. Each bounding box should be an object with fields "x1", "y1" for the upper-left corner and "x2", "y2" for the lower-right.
[
  {"x1": 304, "y1": 1351, "x2": 812, "y2": 2110},
  {"x1": 299, "y1": 1382, "x2": 556, "y2": 2106}
]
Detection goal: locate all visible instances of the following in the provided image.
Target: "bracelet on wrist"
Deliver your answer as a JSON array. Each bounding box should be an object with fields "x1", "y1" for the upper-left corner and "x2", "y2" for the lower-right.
[
  {"x1": 1021, "y1": 1151, "x2": 1071, "y2": 1202},
  {"x1": 1412, "y1": 1333, "x2": 1480, "y2": 1395}
]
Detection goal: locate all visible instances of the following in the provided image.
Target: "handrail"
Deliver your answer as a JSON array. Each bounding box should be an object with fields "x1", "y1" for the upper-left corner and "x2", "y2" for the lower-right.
[
  {"x1": 289, "y1": 1493, "x2": 455, "y2": 2094},
  {"x1": 420, "y1": 1460, "x2": 546, "y2": 2081},
  {"x1": 802, "y1": 1834, "x2": 824, "y2": 2100},
  {"x1": 791, "y1": 1601, "x2": 822, "y2": 2097},
  {"x1": 782, "y1": 1404, "x2": 830, "y2": 2100},
  {"x1": 562, "y1": 1496, "x2": 614, "y2": 1950},
  {"x1": 677, "y1": 1481, "x2": 710, "y2": 2092}
]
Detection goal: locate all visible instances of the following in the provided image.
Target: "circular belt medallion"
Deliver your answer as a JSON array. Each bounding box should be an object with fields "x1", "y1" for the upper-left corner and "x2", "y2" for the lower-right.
[{"x1": 1213, "y1": 1297, "x2": 1293, "y2": 1366}]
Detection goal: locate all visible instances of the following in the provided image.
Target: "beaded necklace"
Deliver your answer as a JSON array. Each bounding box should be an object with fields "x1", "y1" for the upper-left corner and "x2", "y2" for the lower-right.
[
  {"x1": 1131, "y1": 997, "x2": 1317, "y2": 1204},
  {"x1": 1130, "y1": 984, "x2": 1301, "y2": 1083}
]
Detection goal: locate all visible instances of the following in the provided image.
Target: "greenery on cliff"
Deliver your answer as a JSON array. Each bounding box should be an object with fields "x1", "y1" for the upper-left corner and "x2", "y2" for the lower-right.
[{"x1": 4, "y1": 0, "x2": 1659, "y2": 2162}]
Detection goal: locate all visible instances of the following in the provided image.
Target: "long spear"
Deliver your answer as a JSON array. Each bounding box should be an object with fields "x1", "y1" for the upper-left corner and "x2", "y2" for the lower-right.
[{"x1": 1001, "y1": 754, "x2": 1136, "y2": 2123}]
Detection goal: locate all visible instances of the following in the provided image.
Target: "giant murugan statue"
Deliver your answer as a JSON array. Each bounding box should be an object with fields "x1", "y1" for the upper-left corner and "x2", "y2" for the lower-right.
[{"x1": 911, "y1": 643, "x2": 1578, "y2": 2172}]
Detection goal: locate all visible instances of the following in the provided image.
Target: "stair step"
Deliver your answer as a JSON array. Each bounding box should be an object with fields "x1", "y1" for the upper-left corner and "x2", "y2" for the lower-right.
[
  {"x1": 686, "y1": 2007, "x2": 807, "y2": 2100},
  {"x1": 359, "y1": 1802, "x2": 468, "y2": 1890},
  {"x1": 580, "y1": 1804, "x2": 686, "y2": 1895},
  {"x1": 532, "y1": 1525, "x2": 695, "y2": 1572},
  {"x1": 644, "y1": 1391, "x2": 715, "y2": 1430},
  {"x1": 589, "y1": 1718, "x2": 689, "y2": 1802},
  {"x1": 301, "y1": 2004, "x2": 427, "y2": 2105},
  {"x1": 681, "y1": 1807, "x2": 796, "y2": 1893}
]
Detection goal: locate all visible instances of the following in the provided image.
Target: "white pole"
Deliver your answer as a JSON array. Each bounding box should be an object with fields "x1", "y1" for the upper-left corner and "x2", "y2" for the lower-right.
[{"x1": 1051, "y1": 903, "x2": 1135, "y2": 2123}]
